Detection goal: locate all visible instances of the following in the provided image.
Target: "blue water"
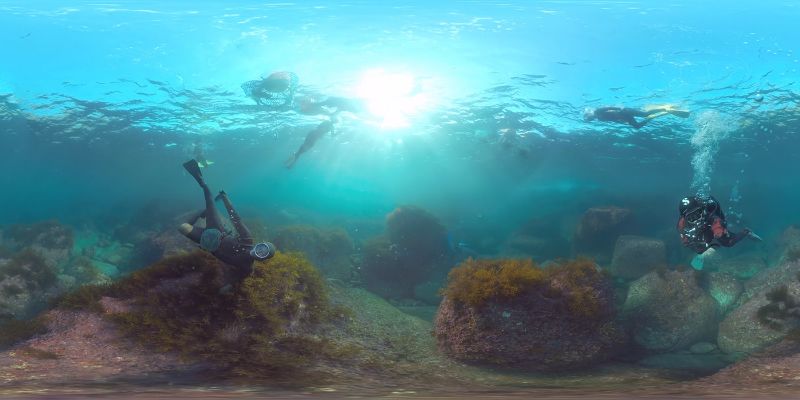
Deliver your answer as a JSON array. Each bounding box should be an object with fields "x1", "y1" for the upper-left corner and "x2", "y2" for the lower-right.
[
  {"x1": 1, "y1": 1, "x2": 798, "y2": 239},
  {"x1": 1, "y1": 1, "x2": 799, "y2": 396}
]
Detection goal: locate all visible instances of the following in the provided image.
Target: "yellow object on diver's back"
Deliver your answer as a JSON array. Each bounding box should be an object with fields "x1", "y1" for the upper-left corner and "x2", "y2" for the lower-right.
[{"x1": 199, "y1": 160, "x2": 214, "y2": 168}]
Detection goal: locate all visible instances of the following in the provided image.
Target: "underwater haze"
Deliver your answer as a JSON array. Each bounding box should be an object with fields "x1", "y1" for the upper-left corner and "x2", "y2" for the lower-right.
[{"x1": 1, "y1": 0, "x2": 800, "y2": 398}]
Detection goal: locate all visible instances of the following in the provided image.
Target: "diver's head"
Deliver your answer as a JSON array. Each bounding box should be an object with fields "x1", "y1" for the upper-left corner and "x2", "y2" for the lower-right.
[
  {"x1": 583, "y1": 108, "x2": 596, "y2": 121},
  {"x1": 250, "y1": 242, "x2": 276, "y2": 260}
]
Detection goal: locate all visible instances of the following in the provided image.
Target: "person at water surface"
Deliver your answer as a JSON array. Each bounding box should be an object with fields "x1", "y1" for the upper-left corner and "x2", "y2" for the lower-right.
[
  {"x1": 583, "y1": 105, "x2": 690, "y2": 129},
  {"x1": 677, "y1": 195, "x2": 760, "y2": 255},
  {"x1": 240, "y1": 71, "x2": 299, "y2": 106},
  {"x1": 179, "y1": 159, "x2": 276, "y2": 280}
]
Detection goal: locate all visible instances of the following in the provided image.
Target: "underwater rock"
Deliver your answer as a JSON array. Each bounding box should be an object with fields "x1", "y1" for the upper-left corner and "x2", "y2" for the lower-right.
[
  {"x1": 739, "y1": 259, "x2": 800, "y2": 306},
  {"x1": 689, "y1": 342, "x2": 718, "y2": 354},
  {"x1": 706, "y1": 272, "x2": 742, "y2": 315},
  {"x1": 149, "y1": 229, "x2": 198, "y2": 258},
  {"x1": 385, "y1": 206, "x2": 448, "y2": 257},
  {"x1": 271, "y1": 225, "x2": 355, "y2": 282},
  {"x1": 434, "y1": 258, "x2": 625, "y2": 371},
  {"x1": 573, "y1": 207, "x2": 635, "y2": 264},
  {"x1": 703, "y1": 252, "x2": 767, "y2": 279},
  {"x1": 609, "y1": 236, "x2": 667, "y2": 280},
  {"x1": 773, "y1": 225, "x2": 800, "y2": 266},
  {"x1": 361, "y1": 206, "x2": 450, "y2": 301},
  {"x1": 4, "y1": 220, "x2": 73, "y2": 269},
  {"x1": 0, "y1": 250, "x2": 62, "y2": 320},
  {"x1": 623, "y1": 269, "x2": 719, "y2": 352},
  {"x1": 717, "y1": 261, "x2": 800, "y2": 354}
]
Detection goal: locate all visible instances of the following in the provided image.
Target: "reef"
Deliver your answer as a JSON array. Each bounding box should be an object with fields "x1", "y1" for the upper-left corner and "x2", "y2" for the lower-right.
[
  {"x1": 434, "y1": 257, "x2": 626, "y2": 371},
  {"x1": 360, "y1": 206, "x2": 450, "y2": 301},
  {"x1": 270, "y1": 224, "x2": 355, "y2": 283},
  {"x1": 0, "y1": 249, "x2": 63, "y2": 321}
]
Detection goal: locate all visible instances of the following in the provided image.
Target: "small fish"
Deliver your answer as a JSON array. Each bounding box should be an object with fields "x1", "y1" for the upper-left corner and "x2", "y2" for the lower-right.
[
  {"x1": 164, "y1": 142, "x2": 177, "y2": 148},
  {"x1": 19, "y1": 33, "x2": 31, "y2": 39}
]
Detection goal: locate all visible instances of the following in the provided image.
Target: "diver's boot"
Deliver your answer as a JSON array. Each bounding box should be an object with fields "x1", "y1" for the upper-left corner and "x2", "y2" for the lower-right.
[{"x1": 183, "y1": 159, "x2": 205, "y2": 186}]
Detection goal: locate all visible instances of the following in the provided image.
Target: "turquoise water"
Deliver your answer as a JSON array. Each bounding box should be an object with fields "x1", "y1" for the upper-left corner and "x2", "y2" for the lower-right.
[{"x1": 1, "y1": 1, "x2": 800, "y2": 398}]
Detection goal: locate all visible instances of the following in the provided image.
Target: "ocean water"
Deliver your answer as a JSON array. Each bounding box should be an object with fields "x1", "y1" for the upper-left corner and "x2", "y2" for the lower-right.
[{"x1": 1, "y1": 0, "x2": 800, "y2": 398}]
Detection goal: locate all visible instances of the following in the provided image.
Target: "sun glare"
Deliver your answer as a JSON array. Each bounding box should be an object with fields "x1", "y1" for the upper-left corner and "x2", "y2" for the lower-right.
[{"x1": 355, "y1": 68, "x2": 430, "y2": 130}]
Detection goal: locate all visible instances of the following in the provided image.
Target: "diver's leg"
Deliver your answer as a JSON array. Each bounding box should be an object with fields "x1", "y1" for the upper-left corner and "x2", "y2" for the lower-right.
[
  {"x1": 630, "y1": 117, "x2": 648, "y2": 129},
  {"x1": 216, "y1": 191, "x2": 253, "y2": 245},
  {"x1": 716, "y1": 230, "x2": 749, "y2": 247},
  {"x1": 184, "y1": 159, "x2": 225, "y2": 230}
]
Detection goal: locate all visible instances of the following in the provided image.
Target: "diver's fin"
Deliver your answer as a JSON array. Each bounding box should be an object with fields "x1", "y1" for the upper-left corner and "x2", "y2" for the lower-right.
[
  {"x1": 645, "y1": 104, "x2": 691, "y2": 118},
  {"x1": 667, "y1": 109, "x2": 691, "y2": 118},
  {"x1": 284, "y1": 154, "x2": 298, "y2": 169},
  {"x1": 182, "y1": 159, "x2": 203, "y2": 182}
]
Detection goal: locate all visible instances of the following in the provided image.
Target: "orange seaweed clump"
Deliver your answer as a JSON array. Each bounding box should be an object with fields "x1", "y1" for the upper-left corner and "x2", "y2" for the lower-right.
[
  {"x1": 552, "y1": 258, "x2": 607, "y2": 318},
  {"x1": 441, "y1": 258, "x2": 545, "y2": 307}
]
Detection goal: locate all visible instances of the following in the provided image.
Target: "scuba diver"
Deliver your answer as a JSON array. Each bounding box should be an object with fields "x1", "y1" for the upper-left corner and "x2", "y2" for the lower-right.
[
  {"x1": 583, "y1": 105, "x2": 690, "y2": 129},
  {"x1": 677, "y1": 195, "x2": 761, "y2": 255},
  {"x1": 241, "y1": 71, "x2": 299, "y2": 107},
  {"x1": 179, "y1": 159, "x2": 275, "y2": 281}
]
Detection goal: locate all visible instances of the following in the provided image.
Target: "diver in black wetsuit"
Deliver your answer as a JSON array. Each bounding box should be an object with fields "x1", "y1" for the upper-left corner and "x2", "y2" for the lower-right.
[
  {"x1": 284, "y1": 96, "x2": 365, "y2": 169},
  {"x1": 583, "y1": 106, "x2": 689, "y2": 129},
  {"x1": 179, "y1": 159, "x2": 275, "y2": 280},
  {"x1": 676, "y1": 195, "x2": 760, "y2": 255}
]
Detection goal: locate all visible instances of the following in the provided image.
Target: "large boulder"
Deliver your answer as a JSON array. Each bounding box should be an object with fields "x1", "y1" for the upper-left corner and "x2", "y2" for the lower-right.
[
  {"x1": 623, "y1": 269, "x2": 719, "y2": 352},
  {"x1": 718, "y1": 261, "x2": 800, "y2": 355},
  {"x1": 573, "y1": 207, "x2": 635, "y2": 264},
  {"x1": 434, "y1": 258, "x2": 625, "y2": 371},
  {"x1": 361, "y1": 206, "x2": 449, "y2": 300},
  {"x1": 706, "y1": 272, "x2": 743, "y2": 315},
  {"x1": 609, "y1": 236, "x2": 667, "y2": 280},
  {"x1": 703, "y1": 252, "x2": 767, "y2": 279}
]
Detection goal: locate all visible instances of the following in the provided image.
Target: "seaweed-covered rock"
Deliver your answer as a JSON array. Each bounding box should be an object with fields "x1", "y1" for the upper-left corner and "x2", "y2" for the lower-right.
[
  {"x1": 271, "y1": 225, "x2": 354, "y2": 282},
  {"x1": 59, "y1": 250, "x2": 335, "y2": 377},
  {"x1": 706, "y1": 272, "x2": 742, "y2": 314},
  {"x1": 623, "y1": 269, "x2": 719, "y2": 352},
  {"x1": 361, "y1": 206, "x2": 449, "y2": 300},
  {"x1": 718, "y1": 261, "x2": 800, "y2": 355},
  {"x1": 4, "y1": 221, "x2": 73, "y2": 269},
  {"x1": 609, "y1": 236, "x2": 667, "y2": 280},
  {"x1": 573, "y1": 207, "x2": 634, "y2": 264},
  {"x1": 434, "y1": 258, "x2": 625, "y2": 371},
  {"x1": 739, "y1": 260, "x2": 800, "y2": 306}
]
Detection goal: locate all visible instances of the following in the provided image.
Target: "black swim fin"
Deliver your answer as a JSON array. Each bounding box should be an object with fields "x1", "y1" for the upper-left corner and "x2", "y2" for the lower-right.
[{"x1": 183, "y1": 159, "x2": 204, "y2": 184}]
